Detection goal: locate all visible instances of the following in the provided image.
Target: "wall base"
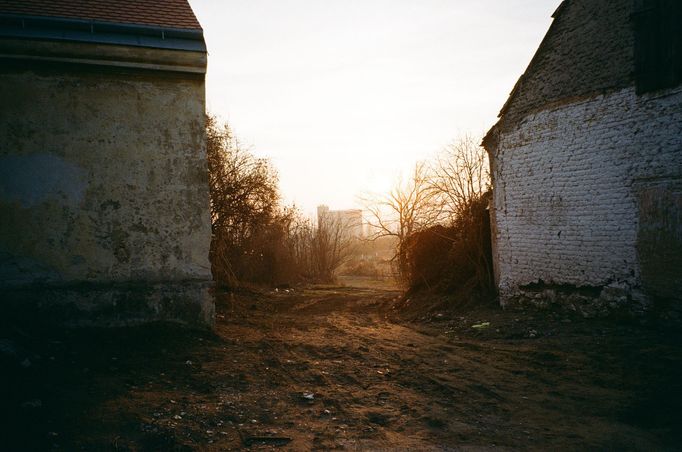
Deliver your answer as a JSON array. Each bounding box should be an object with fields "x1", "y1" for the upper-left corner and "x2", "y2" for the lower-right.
[
  {"x1": 2, "y1": 280, "x2": 215, "y2": 329},
  {"x1": 500, "y1": 282, "x2": 652, "y2": 318}
]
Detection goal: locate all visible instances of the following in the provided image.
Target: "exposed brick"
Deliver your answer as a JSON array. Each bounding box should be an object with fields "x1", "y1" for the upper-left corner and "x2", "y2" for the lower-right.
[{"x1": 489, "y1": 85, "x2": 682, "y2": 310}]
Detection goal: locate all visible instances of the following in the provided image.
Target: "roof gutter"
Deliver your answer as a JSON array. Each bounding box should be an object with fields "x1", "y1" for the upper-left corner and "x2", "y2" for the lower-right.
[{"x1": 0, "y1": 13, "x2": 206, "y2": 52}]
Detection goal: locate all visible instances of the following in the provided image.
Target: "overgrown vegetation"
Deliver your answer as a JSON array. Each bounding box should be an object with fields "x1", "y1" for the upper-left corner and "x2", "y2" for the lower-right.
[
  {"x1": 404, "y1": 192, "x2": 493, "y2": 295},
  {"x1": 207, "y1": 114, "x2": 492, "y2": 297},
  {"x1": 206, "y1": 115, "x2": 353, "y2": 288},
  {"x1": 363, "y1": 135, "x2": 494, "y2": 297}
]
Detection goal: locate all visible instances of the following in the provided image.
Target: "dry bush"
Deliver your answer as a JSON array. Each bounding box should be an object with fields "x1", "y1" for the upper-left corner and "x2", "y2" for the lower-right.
[
  {"x1": 361, "y1": 161, "x2": 443, "y2": 285},
  {"x1": 398, "y1": 135, "x2": 493, "y2": 296},
  {"x1": 207, "y1": 114, "x2": 352, "y2": 287},
  {"x1": 405, "y1": 192, "x2": 493, "y2": 295},
  {"x1": 207, "y1": 114, "x2": 281, "y2": 287}
]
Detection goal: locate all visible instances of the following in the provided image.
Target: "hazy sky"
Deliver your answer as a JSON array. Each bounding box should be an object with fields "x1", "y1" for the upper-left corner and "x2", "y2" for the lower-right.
[{"x1": 191, "y1": 1, "x2": 558, "y2": 216}]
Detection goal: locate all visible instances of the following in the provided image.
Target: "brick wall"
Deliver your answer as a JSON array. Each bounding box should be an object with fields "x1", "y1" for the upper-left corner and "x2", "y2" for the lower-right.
[{"x1": 490, "y1": 85, "x2": 682, "y2": 312}]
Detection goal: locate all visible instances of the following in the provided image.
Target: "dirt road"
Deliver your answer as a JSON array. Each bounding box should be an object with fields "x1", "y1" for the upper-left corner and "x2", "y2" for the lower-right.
[{"x1": 3, "y1": 286, "x2": 681, "y2": 450}]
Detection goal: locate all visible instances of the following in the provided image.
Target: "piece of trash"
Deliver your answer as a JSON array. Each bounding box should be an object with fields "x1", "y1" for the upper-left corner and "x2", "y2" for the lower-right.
[
  {"x1": 21, "y1": 399, "x2": 42, "y2": 409},
  {"x1": 323, "y1": 409, "x2": 331, "y2": 415},
  {"x1": 243, "y1": 436, "x2": 292, "y2": 447},
  {"x1": 185, "y1": 360, "x2": 193, "y2": 366},
  {"x1": 170, "y1": 399, "x2": 176, "y2": 404},
  {"x1": 302, "y1": 392, "x2": 315, "y2": 400},
  {"x1": 173, "y1": 415, "x2": 182, "y2": 420},
  {"x1": 527, "y1": 329, "x2": 538, "y2": 338},
  {"x1": 472, "y1": 322, "x2": 490, "y2": 329},
  {"x1": 251, "y1": 419, "x2": 258, "y2": 424}
]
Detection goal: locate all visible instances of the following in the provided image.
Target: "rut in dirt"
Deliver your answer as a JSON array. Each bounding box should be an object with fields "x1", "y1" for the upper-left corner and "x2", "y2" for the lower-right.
[{"x1": 3, "y1": 285, "x2": 681, "y2": 450}]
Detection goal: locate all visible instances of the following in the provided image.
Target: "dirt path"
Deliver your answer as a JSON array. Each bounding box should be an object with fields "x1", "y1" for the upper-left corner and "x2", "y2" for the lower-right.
[{"x1": 3, "y1": 286, "x2": 681, "y2": 450}]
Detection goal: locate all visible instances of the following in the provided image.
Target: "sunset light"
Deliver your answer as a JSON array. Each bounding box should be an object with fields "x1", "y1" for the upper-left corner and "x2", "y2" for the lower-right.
[
  {"x1": 2, "y1": 0, "x2": 681, "y2": 448},
  {"x1": 191, "y1": 0, "x2": 554, "y2": 213}
]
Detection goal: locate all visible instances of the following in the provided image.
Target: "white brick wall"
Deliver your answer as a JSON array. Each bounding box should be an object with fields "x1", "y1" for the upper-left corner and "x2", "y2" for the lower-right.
[{"x1": 491, "y1": 85, "x2": 682, "y2": 304}]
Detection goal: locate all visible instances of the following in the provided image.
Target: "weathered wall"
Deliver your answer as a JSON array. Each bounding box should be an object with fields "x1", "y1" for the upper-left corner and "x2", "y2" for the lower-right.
[
  {"x1": 0, "y1": 65, "x2": 213, "y2": 325},
  {"x1": 489, "y1": 85, "x2": 682, "y2": 312}
]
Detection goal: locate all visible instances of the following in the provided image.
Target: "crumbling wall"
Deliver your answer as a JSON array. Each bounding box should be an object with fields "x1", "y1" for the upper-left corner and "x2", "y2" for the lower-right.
[
  {"x1": 636, "y1": 180, "x2": 682, "y2": 305},
  {"x1": 489, "y1": 85, "x2": 682, "y2": 312},
  {"x1": 0, "y1": 66, "x2": 213, "y2": 326}
]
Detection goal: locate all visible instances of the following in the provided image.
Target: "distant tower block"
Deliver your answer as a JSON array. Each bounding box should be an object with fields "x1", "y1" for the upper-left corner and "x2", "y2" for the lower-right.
[{"x1": 317, "y1": 205, "x2": 364, "y2": 240}]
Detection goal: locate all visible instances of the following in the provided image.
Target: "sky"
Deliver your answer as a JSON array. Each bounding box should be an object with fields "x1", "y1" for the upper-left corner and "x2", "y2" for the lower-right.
[{"x1": 190, "y1": 0, "x2": 558, "y2": 217}]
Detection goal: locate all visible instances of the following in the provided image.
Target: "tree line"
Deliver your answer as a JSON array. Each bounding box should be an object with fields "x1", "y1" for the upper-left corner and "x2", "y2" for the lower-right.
[
  {"x1": 360, "y1": 134, "x2": 493, "y2": 295},
  {"x1": 207, "y1": 115, "x2": 353, "y2": 288},
  {"x1": 208, "y1": 114, "x2": 493, "y2": 298}
]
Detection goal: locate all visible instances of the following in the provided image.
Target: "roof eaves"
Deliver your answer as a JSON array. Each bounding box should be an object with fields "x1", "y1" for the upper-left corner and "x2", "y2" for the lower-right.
[{"x1": 0, "y1": 13, "x2": 206, "y2": 52}]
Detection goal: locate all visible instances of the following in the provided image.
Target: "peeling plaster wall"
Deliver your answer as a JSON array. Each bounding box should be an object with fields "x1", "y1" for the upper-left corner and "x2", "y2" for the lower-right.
[
  {"x1": 490, "y1": 85, "x2": 682, "y2": 310},
  {"x1": 0, "y1": 66, "x2": 213, "y2": 325}
]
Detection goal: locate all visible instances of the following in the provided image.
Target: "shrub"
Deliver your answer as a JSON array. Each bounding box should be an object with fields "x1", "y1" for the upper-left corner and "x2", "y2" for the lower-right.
[{"x1": 404, "y1": 192, "x2": 493, "y2": 295}]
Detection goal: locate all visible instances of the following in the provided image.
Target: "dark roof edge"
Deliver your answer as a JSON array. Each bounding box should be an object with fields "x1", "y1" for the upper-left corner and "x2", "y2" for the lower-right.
[
  {"x1": 496, "y1": 1, "x2": 567, "y2": 119},
  {"x1": 551, "y1": 0, "x2": 569, "y2": 18},
  {"x1": 0, "y1": 13, "x2": 205, "y2": 52},
  {"x1": 483, "y1": 1, "x2": 568, "y2": 150}
]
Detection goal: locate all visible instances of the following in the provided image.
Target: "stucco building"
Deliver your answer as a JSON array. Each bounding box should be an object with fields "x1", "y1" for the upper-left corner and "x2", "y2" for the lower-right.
[
  {"x1": 483, "y1": 0, "x2": 682, "y2": 313},
  {"x1": 0, "y1": 0, "x2": 213, "y2": 326}
]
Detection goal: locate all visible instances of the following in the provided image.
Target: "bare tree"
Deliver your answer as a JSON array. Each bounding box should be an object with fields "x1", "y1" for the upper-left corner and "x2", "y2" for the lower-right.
[
  {"x1": 431, "y1": 135, "x2": 490, "y2": 221},
  {"x1": 206, "y1": 114, "x2": 280, "y2": 287},
  {"x1": 313, "y1": 215, "x2": 356, "y2": 281},
  {"x1": 429, "y1": 135, "x2": 493, "y2": 291},
  {"x1": 361, "y1": 161, "x2": 443, "y2": 283}
]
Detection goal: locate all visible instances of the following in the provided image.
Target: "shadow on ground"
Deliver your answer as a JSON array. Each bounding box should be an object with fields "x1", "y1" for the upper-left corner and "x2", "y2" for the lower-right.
[{"x1": 1, "y1": 286, "x2": 681, "y2": 450}]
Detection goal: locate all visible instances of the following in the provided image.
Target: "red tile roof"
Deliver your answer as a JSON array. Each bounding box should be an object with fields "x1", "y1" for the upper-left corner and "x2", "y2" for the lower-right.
[{"x1": 0, "y1": 0, "x2": 202, "y2": 30}]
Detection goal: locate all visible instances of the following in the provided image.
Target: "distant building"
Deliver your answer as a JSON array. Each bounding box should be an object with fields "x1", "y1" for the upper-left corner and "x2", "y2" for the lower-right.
[
  {"x1": 317, "y1": 205, "x2": 364, "y2": 240},
  {"x1": 483, "y1": 0, "x2": 682, "y2": 313},
  {"x1": 0, "y1": 0, "x2": 213, "y2": 327}
]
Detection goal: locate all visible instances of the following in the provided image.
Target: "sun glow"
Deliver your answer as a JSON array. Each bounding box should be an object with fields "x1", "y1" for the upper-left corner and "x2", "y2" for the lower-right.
[{"x1": 191, "y1": 0, "x2": 556, "y2": 216}]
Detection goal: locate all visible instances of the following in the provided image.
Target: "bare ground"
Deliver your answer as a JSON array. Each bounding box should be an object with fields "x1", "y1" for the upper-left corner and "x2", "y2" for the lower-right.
[{"x1": 2, "y1": 285, "x2": 681, "y2": 450}]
